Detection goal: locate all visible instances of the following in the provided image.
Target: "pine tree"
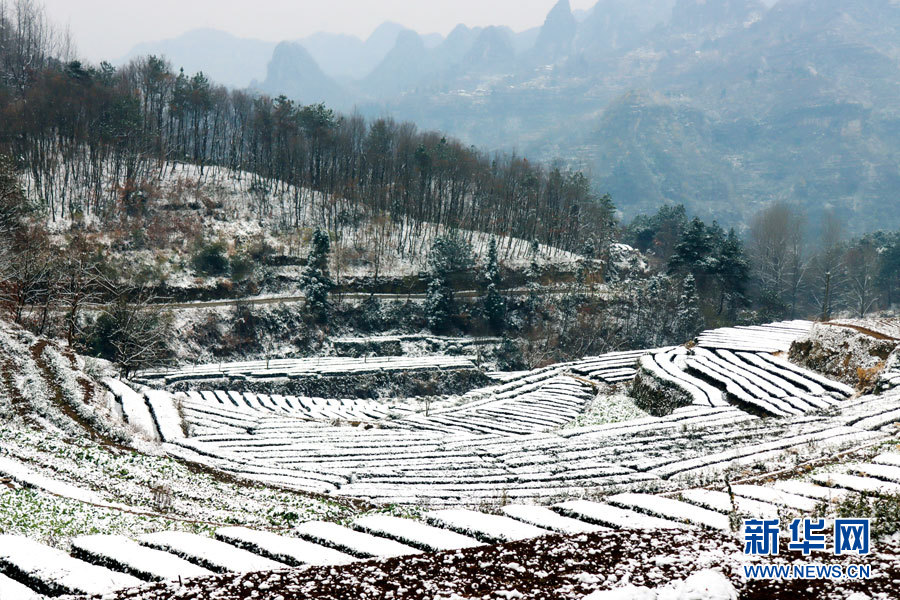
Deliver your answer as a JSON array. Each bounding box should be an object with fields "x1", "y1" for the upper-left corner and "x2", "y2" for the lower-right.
[
  {"x1": 425, "y1": 237, "x2": 456, "y2": 332},
  {"x1": 669, "y1": 218, "x2": 716, "y2": 278},
  {"x1": 483, "y1": 238, "x2": 506, "y2": 331},
  {"x1": 300, "y1": 229, "x2": 334, "y2": 322},
  {"x1": 715, "y1": 228, "x2": 750, "y2": 316},
  {"x1": 525, "y1": 245, "x2": 542, "y2": 326},
  {"x1": 425, "y1": 277, "x2": 454, "y2": 332},
  {"x1": 675, "y1": 274, "x2": 704, "y2": 341}
]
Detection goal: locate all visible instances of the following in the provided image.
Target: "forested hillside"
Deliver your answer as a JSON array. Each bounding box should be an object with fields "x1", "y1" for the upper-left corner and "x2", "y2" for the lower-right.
[
  {"x1": 2, "y1": 0, "x2": 900, "y2": 382},
  {"x1": 0, "y1": 2, "x2": 611, "y2": 258},
  {"x1": 223, "y1": 0, "x2": 900, "y2": 235}
]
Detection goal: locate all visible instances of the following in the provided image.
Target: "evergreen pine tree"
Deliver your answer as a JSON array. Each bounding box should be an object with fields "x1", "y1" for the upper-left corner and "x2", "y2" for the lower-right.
[
  {"x1": 483, "y1": 238, "x2": 506, "y2": 331},
  {"x1": 425, "y1": 277, "x2": 454, "y2": 332},
  {"x1": 525, "y1": 245, "x2": 542, "y2": 326},
  {"x1": 676, "y1": 274, "x2": 704, "y2": 341},
  {"x1": 300, "y1": 229, "x2": 334, "y2": 322},
  {"x1": 668, "y1": 217, "x2": 715, "y2": 277},
  {"x1": 425, "y1": 237, "x2": 456, "y2": 332},
  {"x1": 715, "y1": 228, "x2": 750, "y2": 316}
]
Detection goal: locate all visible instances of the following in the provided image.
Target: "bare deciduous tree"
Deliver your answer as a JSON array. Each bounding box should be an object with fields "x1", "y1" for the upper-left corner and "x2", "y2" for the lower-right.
[
  {"x1": 92, "y1": 286, "x2": 173, "y2": 378},
  {"x1": 59, "y1": 235, "x2": 115, "y2": 346},
  {"x1": 843, "y1": 239, "x2": 880, "y2": 318},
  {"x1": 748, "y1": 202, "x2": 808, "y2": 318},
  {"x1": 809, "y1": 210, "x2": 846, "y2": 321}
]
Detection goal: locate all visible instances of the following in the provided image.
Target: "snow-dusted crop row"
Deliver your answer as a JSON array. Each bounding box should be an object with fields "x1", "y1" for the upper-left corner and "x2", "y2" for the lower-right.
[
  {"x1": 392, "y1": 376, "x2": 595, "y2": 435},
  {"x1": 638, "y1": 344, "x2": 853, "y2": 417},
  {"x1": 695, "y1": 320, "x2": 814, "y2": 353},
  {"x1": 176, "y1": 389, "x2": 417, "y2": 423},
  {"x1": 95, "y1": 321, "x2": 900, "y2": 508},
  {"x1": 137, "y1": 355, "x2": 478, "y2": 386},
  {"x1": 164, "y1": 391, "x2": 900, "y2": 505},
  {"x1": 6, "y1": 449, "x2": 900, "y2": 598}
]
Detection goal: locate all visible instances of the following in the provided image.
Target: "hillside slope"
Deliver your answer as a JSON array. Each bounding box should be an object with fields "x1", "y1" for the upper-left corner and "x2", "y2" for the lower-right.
[{"x1": 0, "y1": 320, "x2": 361, "y2": 550}]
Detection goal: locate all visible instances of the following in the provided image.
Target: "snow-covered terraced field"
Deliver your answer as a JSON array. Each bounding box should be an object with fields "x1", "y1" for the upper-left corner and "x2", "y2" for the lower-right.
[
  {"x1": 176, "y1": 389, "x2": 422, "y2": 424},
  {"x1": 71, "y1": 535, "x2": 214, "y2": 581},
  {"x1": 138, "y1": 531, "x2": 286, "y2": 573},
  {"x1": 214, "y1": 527, "x2": 356, "y2": 566},
  {"x1": 4, "y1": 316, "x2": 899, "y2": 599},
  {"x1": 94, "y1": 321, "x2": 900, "y2": 507},
  {"x1": 391, "y1": 375, "x2": 596, "y2": 435},
  {"x1": 830, "y1": 317, "x2": 900, "y2": 340},
  {"x1": 638, "y1": 345, "x2": 853, "y2": 417},
  {"x1": 565, "y1": 349, "x2": 652, "y2": 384},
  {"x1": 126, "y1": 320, "x2": 893, "y2": 504},
  {"x1": 695, "y1": 320, "x2": 814, "y2": 352},
  {"x1": 136, "y1": 355, "x2": 478, "y2": 386},
  {"x1": 161, "y1": 389, "x2": 900, "y2": 504},
  {"x1": 96, "y1": 348, "x2": 900, "y2": 507},
  {"x1": 4, "y1": 447, "x2": 900, "y2": 598},
  {"x1": 0, "y1": 535, "x2": 143, "y2": 596}
]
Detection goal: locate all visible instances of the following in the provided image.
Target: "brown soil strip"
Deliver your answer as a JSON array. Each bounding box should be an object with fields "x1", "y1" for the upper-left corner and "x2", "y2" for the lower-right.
[{"x1": 1, "y1": 357, "x2": 32, "y2": 420}]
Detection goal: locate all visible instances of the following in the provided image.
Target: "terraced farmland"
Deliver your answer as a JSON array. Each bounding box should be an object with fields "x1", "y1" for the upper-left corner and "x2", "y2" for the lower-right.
[
  {"x1": 3, "y1": 448, "x2": 900, "y2": 598},
  {"x1": 83, "y1": 321, "x2": 900, "y2": 507},
  {"x1": 3, "y1": 318, "x2": 900, "y2": 599},
  {"x1": 135, "y1": 355, "x2": 479, "y2": 388}
]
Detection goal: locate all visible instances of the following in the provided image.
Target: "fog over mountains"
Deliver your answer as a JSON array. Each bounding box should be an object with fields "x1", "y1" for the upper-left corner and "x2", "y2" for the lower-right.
[{"x1": 123, "y1": 0, "x2": 900, "y2": 234}]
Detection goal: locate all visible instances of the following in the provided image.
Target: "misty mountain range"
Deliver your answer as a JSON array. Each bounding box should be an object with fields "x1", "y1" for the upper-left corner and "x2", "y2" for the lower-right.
[{"x1": 122, "y1": 0, "x2": 900, "y2": 235}]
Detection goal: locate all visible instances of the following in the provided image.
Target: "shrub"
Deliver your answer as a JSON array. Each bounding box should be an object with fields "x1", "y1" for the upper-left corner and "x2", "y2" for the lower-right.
[
  {"x1": 191, "y1": 240, "x2": 229, "y2": 276},
  {"x1": 836, "y1": 492, "x2": 900, "y2": 540},
  {"x1": 230, "y1": 252, "x2": 255, "y2": 282}
]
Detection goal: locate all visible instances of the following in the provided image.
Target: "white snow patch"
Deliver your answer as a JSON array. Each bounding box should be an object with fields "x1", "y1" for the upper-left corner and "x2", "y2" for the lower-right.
[{"x1": 583, "y1": 569, "x2": 737, "y2": 600}]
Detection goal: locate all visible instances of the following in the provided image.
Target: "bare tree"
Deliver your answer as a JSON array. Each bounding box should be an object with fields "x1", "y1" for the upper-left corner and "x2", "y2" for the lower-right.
[
  {"x1": 0, "y1": 224, "x2": 55, "y2": 330},
  {"x1": 58, "y1": 235, "x2": 115, "y2": 346},
  {"x1": 92, "y1": 286, "x2": 173, "y2": 378},
  {"x1": 843, "y1": 239, "x2": 880, "y2": 318},
  {"x1": 0, "y1": 153, "x2": 28, "y2": 274},
  {"x1": 809, "y1": 210, "x2": 846, "y2": 320},
  {"x1": 748, "y1": 202, "x2": 808, "y2": 318}
]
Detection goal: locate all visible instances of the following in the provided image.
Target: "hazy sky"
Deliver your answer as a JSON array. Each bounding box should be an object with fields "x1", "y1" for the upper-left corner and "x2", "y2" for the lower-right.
[{"x1": 41, "y1": 0, "x2": 599, "y2": 62}]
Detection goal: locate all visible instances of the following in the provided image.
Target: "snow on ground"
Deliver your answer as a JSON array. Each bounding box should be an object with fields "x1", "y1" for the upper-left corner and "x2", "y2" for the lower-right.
[
  {"x1": 0, "y1": 423, "x2": 356, "y2": 549},
  {"x1": 830, "y1": 318, "x2": 900, "y2": 340},
  {"x1": 0, "y1": 535, "x2": 143, "y2": 596},
  {"x1": 138, "y1": 531, "x2": 286, "y2": 573},
  {"x1": 71, "y1": 535, "x2": 214, "y2": 581},
  {"x1": 294, "y1": 521, "x2": 421, "y2": 559},
  {"x1": 1, "y1": 316, "x2": 900, "y2": 599},
  {"x1": 583, "y1": 569, "x2": 738, "y2": 600},
  {"x1": 215, "y1": 527, "x2": 356, "y2": 566},
  {"x1": 501, "y1": 505, "x2": 607, "y2": 534},
  {"x1": 137, "y1": 355, "x2": 478, "y2": 388},
  {"x1": 424, "y1": 509, "x2": 552, "y2": 543},
  {"x1": 0, "y1": 454, "x2": 112, "y2": 507},
  {"x1": 606, "y1": 493, "x2": 732, "y2": 531},
  {"x1": 0, "y1": 573, "x2": 42, "y2": 600},
  {"x1": 104, "y1": 378, "x2": 160, "y2": 441},
  {"x1": 555, "y1": 500, "x2": 689, "y2": 530},
  {"x1": 353, "y1": 515, "x2": 482, "y2": 552},
  {"x1": 80, "y1": 526, "x2": 900, "y2": 600},
  {"x1": 38, "y1": 162, "x2": 586, "y2": 288},
  {"x1": 143, "y1": 389, "x2": 185, "y2": 442},
  {"x1": 563, "y1": 390, "x2": 649, "y2": 429}
]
